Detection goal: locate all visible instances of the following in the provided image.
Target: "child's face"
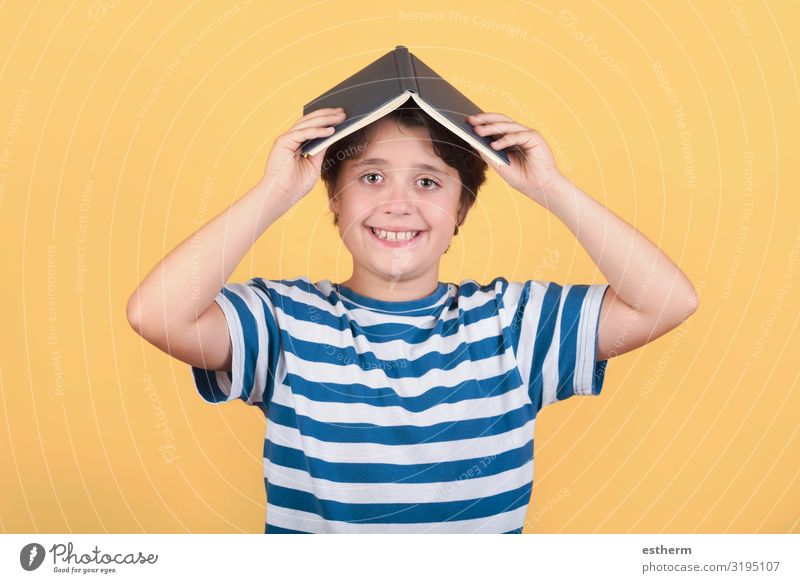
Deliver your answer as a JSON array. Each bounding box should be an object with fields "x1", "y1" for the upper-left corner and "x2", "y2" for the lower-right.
[{"x1": 330, "y1": 119, "x2": 462, "y2": 282}]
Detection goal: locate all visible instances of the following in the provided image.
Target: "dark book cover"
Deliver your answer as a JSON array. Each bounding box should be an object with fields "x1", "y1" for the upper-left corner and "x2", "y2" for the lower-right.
[{"x1": 301, "y1": 46, "x2": 510, "y2": 166}]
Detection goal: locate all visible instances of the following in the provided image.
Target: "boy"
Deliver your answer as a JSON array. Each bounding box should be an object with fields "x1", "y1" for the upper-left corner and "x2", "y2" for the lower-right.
[{"x1": 126, "y1": 102, "x2": 698, "y2": 533}]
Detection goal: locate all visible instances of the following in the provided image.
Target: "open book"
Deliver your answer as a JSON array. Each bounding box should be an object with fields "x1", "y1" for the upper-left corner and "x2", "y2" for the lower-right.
[{"x1": 300, "y1": 45, "x2": 510, "y2": 167}]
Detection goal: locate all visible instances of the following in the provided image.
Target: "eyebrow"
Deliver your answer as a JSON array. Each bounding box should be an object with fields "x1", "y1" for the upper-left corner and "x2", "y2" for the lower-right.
[{"x1": 350, "y1": 158, "x2": 449, "y2": 175}]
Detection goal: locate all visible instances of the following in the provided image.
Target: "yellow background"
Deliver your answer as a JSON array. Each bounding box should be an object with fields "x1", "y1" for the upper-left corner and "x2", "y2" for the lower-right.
[{"x1": 1, "y1": 0, "x2": 798, "y2": 534}]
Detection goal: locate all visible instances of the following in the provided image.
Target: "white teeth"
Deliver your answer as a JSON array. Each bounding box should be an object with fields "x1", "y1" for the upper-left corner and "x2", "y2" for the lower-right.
[{"x1": 370, "y1": 227, "x2": 420, "y2": 241}]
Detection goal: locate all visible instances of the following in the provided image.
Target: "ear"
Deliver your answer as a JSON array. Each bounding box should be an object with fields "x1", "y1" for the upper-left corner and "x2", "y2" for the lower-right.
[
  {"x1": 456, "y1": 198, "x2": 471, "y2": 228},
  {"x1": 328, "y1": 195, "x2": 338, "y2": 215}
]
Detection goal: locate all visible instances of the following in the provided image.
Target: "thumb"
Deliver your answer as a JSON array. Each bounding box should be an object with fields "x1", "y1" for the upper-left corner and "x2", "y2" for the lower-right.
[{"x1": 304, "y1": 149, "x2": 329, "y2": 174}]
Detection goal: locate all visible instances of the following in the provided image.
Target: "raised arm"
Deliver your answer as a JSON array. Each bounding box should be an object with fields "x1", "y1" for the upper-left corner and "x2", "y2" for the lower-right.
[
  {"x1": 126, "y1": 107, "x2": 347, "y2": 371},
  {"x1": 538, "y1": 175, "x2": 698, "y2": 360},
  {"x1": 467, "y1": 112, "x2": 699, "y2": 361}
]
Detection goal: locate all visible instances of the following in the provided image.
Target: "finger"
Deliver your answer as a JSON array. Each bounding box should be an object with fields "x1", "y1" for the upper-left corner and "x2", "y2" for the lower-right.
[
  {"x1": 294, "y1": 107, "x2": 346, "y2": 126},
  {"x1": 277, "y1": 125, "x2": 336, "y2": 149},
  {"x1": 488, "y1": 130, "x2": 536, "y2": 151},
  {"x1": 292, "y1": 110, "x2": 346, "y2": 131},
  {"x1": 472, "y1": 120, "x2": 529, "y2": 136},
  {"x1": 467, "y1": 112, "x2": 514, "y2": 124},
  {"x1": 301, "y1": 107, "x2": 345, "y2": 122}
]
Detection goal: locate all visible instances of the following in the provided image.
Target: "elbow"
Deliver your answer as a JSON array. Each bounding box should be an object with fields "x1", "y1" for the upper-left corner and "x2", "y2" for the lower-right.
[
  {"x1": 666, "y1": 289, "x2": 699, "y2": 328},
  {"x1": 658, "y1": 287, "x2": 699, "y2": 330},
  {"x1": 126, "y1": 294, "x2": 145, "y2": 336},
  {"x1": 126, "y1": 290, "x2": 157, "y2": 338},
  {"x1": 126, "y1": 291, "x2": 177, "y2": 343},
  {"x1": 686, "y1": 291, "x2": 699, "y2": 317},
  {"x1": 683, "y1": 281, "x2": 700, "y2": 318}
]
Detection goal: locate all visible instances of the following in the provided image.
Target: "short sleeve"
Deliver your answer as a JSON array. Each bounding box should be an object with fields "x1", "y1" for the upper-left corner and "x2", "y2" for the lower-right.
[
  {"x1": 503, "y1": 279, "x2": 610, "y2": 413},
  {"x1": 190, "y1": 278, "x2": 279, "y2": 408}
]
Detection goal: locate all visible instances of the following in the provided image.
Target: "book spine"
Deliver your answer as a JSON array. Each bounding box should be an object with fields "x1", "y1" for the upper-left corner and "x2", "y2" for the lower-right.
[{"x1": 394, "y1": 46, "x2": 418, "y2": 93}]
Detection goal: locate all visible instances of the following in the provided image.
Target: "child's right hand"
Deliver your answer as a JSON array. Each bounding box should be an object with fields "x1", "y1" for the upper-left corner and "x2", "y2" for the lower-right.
[{"x1": 259, "y1": 107, "x2": 346, "y2": 205}]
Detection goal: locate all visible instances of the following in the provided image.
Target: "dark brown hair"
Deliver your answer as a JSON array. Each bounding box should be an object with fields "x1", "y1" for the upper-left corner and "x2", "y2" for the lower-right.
[{"x1": 319, "y1": 99, "x2": 488, "y2": 235}]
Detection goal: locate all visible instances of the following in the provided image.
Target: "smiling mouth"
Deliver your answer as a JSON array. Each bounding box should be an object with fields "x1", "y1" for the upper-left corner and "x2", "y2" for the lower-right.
[{"x1": 365, "y1": 225, "x2": 425, "y2": 246}]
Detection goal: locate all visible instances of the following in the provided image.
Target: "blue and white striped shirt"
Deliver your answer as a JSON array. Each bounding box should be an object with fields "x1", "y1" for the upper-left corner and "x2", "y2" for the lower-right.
[{"x1": 190, "y1": 276, "x2": 609, "y2": 533}]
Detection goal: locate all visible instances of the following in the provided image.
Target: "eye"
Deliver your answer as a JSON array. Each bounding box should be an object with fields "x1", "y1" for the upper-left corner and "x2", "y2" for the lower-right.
[
  {"x1": 418, "y1": 177, "x2": 440, "y2": 190},
  {"x1": 360, "y1": 172, "x2": 383, "y2": 185}
]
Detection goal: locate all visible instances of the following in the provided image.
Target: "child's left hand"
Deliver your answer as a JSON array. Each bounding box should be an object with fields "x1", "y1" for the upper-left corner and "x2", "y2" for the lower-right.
[{"x1": 468, "y1": 112, "x2": 564, "y2": 208}]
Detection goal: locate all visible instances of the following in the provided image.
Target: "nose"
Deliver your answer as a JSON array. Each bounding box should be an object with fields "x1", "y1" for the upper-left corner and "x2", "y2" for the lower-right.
[{"x1": 378, "y1": 176, "x2": 416, "y2": 216}]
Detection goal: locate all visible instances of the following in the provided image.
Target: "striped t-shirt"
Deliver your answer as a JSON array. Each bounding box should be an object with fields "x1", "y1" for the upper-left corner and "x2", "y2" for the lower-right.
[{"x1": 190, "y1": 276, "x2": 610, "y2": 534}]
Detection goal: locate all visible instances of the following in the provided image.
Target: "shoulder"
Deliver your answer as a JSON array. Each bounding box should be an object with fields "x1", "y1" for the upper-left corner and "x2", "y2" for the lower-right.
[
  {"x1": 225, "y1": 276, "x2": 334, "y2": 311},
  {"x1": 240, "y1": 275, "x2": 326, "y2": 296}
]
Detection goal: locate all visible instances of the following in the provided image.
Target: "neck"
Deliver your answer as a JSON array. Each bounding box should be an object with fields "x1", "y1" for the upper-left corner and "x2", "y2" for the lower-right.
[{"x1": 339, "y1": 267, "x2": 441, "y2": 302}]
